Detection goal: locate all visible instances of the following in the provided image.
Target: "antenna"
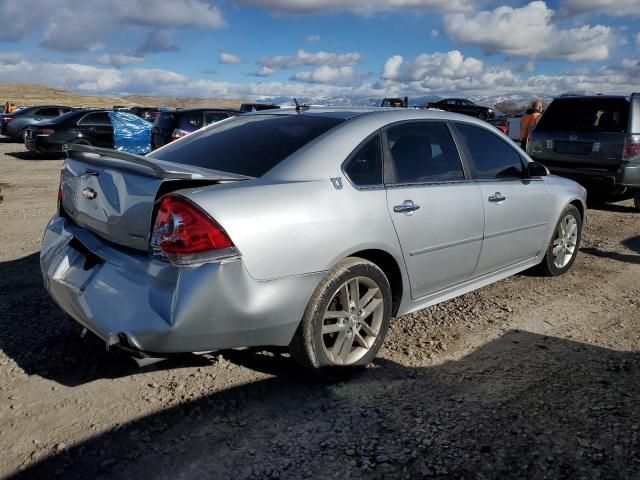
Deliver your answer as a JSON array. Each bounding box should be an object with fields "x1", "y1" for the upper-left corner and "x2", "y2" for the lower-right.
[{"x1": 293, "y1": 98, "x2": 310, "y2": 113}]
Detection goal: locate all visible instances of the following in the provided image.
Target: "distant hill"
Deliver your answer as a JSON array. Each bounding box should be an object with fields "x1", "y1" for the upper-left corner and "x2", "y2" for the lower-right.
[{"x1": 0, "y1": 83, "x2": 246, "y2": 110}]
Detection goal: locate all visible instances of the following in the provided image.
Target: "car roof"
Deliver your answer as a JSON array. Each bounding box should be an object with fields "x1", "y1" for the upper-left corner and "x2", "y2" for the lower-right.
[
  {"x1": 246, "y1": 106, "x2": 492, "y2": 125},
  {"x1": 165, "y1": 108, "x2": 240, "y2": 114}
]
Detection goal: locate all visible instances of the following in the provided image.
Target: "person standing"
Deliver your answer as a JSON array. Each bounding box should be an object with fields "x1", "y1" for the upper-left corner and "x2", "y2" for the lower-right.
[{"x1": 520, "y1": 100, "x2": 543, "y2": 150}]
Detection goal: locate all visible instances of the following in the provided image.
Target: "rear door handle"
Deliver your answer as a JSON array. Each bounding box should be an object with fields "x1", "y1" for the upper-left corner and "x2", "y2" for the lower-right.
[
  {"x1": 488, "y1": 192, "x2": 506, "y2": 203},
  {"x1": 394, "y1": 200, "x2": 420, "y2": 214}
]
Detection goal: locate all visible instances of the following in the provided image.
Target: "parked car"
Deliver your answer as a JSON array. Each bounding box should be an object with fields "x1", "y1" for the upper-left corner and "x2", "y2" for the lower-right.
[
  {"x1": 41, "y1": 108, "x2": 586, "y2": 377},
  {"x1": 151, "y1": 108, "x2": 239, "y2": 149},
  {"x1": 1, "y1": 105, "x2": 74, "y2": 140},
  {"x1": 381, "y1": 97, "x2": 408, "y2": 108},
  {"x1": 25, "y1": 110, "x2": 152, "y2": 155},
  {"x1": 239, "y1": 103, "x2": 280, "y2": 113},
  {"x1": 128, "y1": 106, "x2": 162, "y2": 122},
  {"x1": 488, "y1": 115, "x2": 509, "y2": 135},
  {"x1": 528, "y1": 93, "x2": 640, "y2": 210},
  {"x1": 426, "y1": 98, "x2": 495, "y2": 120}
]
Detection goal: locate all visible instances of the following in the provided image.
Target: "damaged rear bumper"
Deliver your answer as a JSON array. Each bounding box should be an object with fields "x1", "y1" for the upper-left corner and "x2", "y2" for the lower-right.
[{"x1": 40, "y1": 216, "x2": 322, "y2": 354}]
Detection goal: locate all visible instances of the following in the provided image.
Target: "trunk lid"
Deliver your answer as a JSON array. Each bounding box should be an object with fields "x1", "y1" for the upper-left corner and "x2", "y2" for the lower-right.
[{"x1": 60, "y1": 145, "x2": 250, "y2": 251}]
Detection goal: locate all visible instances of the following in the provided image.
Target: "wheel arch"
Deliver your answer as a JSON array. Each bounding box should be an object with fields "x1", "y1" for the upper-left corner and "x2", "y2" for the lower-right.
[{"x1": 346, "y1": 248, "x2": 405, "y2": 317}]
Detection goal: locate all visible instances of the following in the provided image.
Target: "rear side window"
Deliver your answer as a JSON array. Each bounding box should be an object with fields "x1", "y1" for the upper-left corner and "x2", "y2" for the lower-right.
[
  {"x1": 385, "y1": 122, "x2": 464, "y2": 184},
  {"x1": 344, "y1": 134, "x2": 383, "y2": 186},
  {"x1": 537, "y1": 98, "x2": 629, "y2": 133},
  {"x1": 78, "y1": 112, "x2": 111, "y2": 126},
  {"x1": 36, "y1": 108, "x2": 61, "y2": 117},
  {"x1": 149, "y1": 115, "x2": 345, "y2": 177},
  {"x1": 186, "y1": 113, "x2": 203, "y2": 128},
  {"x1": 454, "y1": 123, "x2": 523, "y2": 180},
  {"x1": 204, "y1": 112, "x2": 229, "y2": 125}
]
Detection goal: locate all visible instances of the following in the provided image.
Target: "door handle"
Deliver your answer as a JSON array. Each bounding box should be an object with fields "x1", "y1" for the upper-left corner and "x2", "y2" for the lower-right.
[
  {"x1": 488, "y1": 192, "x2": 506, "y2": 203},
  {"x1": 394, "y1": 200, "x2": 420, "y2": 214}
]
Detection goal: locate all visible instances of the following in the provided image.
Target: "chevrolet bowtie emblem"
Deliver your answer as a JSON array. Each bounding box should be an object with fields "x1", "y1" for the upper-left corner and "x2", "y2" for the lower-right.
[{"x1": 82, "y1": 187, "x2": 97, "y2": 200}]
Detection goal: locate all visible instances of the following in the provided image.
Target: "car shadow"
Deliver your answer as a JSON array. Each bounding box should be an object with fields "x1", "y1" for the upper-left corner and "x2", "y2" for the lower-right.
[
  {"x1": 6, "y1": 150, "x2": 63, "y2": 161},
  {"x1": 10, "y1": 330, "x2": 640, "y2": 480},
  {"x1": 0, "y1": 253, "x2": 213, "y2": 387},
  {"x1": 586, "y1": 198, "x2": 637, "y2": 214},
  {"x1": 581, "y1": 235, "x2": 640, "y2": 265}
]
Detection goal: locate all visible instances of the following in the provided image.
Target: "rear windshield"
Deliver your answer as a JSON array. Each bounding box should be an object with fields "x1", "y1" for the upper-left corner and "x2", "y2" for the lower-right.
[
  {"x1": 537, "y1": 98, "x2": 629, "y2": 133},
  {"x1": 149, "y1": 114, "x2": 345, "y2": 177}
]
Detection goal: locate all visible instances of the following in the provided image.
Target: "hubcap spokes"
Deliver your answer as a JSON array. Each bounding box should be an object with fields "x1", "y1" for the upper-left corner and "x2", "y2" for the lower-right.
[
  {"x1": 322, "y1": 277, "x2": 384, "y2": 366},
  {"x1": 552, "y1": 214, "x2": 578, "y2": 268}
]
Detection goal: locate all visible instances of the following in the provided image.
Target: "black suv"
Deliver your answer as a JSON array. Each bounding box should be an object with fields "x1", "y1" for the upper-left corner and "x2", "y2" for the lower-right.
[
  {"x1": 24, "y1": 110, "x2": 115, "y2": 154},
  {"x1": 1, "y1": 105, "x2": 74, "y2": 140},
  {"x1": 528, "y1": 94, "x2": 640, "y2": 210},
  {"x1": 426, "y1": 98, "x2": 495, "y2": 120},
  {"x1": 151, "y1": 108, "x2": 239, "y2": 149}
]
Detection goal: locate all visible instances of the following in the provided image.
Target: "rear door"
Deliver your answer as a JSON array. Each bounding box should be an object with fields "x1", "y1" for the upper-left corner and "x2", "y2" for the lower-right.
[
  {"x1": 383, "y1": 120, "x2": 485, "y2": 299},
  {"x1": 33, "y1": 107, "x2": 61, "y2": 121},
  {"x1": 529, "y1": 97, "x2": 629, "y2": 170},
  {"x1": 77, "y1": 112, "x2": 114, "y2": 147},
  {"x1": 453, "y1": 122, "x2": 551, "y2": 275}
]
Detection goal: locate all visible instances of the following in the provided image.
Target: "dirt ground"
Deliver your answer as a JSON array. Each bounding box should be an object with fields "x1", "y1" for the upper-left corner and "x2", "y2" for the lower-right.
[{"x1": 0, "y1": 136, "x2": 639, "y2": 480}]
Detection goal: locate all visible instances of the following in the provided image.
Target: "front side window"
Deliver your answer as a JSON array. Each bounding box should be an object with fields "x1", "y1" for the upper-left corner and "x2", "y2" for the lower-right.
[
  {"x1": 78, "y1": 112, "x2": 111, "y2": 126},
  {"x1": 385, "y1": 122, "x2": 465, "y2": 184},
  {"x1": 454, "y1": 123, "x2": 523, "y2": 179},
  {"x1": 344, "y1": 134, "x2": 382, "y2": 186}
]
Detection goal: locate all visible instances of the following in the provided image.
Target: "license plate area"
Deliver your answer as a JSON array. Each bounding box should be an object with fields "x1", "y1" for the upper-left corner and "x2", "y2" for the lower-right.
[
  {"x1": 554, "y1": 141, "x2": 592, "y2": 155},
  {"x1": 52, "y1": 238, "x2": 104, "y2": 292}
]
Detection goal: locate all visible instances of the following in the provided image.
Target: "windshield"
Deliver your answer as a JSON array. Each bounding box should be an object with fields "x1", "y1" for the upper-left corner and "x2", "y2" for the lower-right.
[
  {"x1": 537, "y1": 98, "x2": 629, "y2": 133},
  {"x1": 149, "y1": 114, "x2": 345, "y2": 177}
]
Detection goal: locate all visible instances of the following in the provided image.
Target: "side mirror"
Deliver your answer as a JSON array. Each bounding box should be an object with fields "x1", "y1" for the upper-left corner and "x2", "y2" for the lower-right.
[{"x1": 527, "y1": 161, "x2": 549, "y2": 178}]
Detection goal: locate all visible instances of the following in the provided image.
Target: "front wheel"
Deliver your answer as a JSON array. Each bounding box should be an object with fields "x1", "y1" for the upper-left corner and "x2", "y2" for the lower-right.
[
  {"x1": 290, "y1": 257, "x2": 392, "y2": 378},
  {"x1": 537, "y1": 205, "x2": 582, "y2": 276}
]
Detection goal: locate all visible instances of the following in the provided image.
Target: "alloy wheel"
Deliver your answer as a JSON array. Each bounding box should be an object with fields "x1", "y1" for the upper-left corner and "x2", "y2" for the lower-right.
[
  {"x1": 552, "y1": 214, "x2": 578, "y2": 268},
  {"x1": 321, "y1": 276, "x2": 384, "y2": 366}
]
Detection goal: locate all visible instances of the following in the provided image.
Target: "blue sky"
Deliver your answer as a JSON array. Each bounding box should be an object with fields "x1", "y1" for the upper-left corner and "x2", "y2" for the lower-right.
[{"x1": 0, "y1": 0, "x2": 638, "y2": 100}]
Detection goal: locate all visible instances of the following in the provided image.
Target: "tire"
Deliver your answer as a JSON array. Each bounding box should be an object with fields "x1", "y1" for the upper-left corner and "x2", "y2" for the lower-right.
[
  {"x1": 634, "y1": 190, "x2": 640, "y2": 212},
  {"x1": 478, "y1": 111, "x2": 488, "y2": 120},
  {"x1": 20, "y1": 128, "x2": 27, "y2": 143},
  {"x1": 537, "y1": 205, "x2": 582, "y2": 276},
  {"x1": 290, "y1": 257, "x2": 392, "y2": 379}
]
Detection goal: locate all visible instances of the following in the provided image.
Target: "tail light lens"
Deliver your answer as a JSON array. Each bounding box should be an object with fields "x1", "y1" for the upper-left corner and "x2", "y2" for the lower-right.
[
  {"x1": 2, "y1": 116, "x2": 15, "y2": 124},
  {"x1": 623, "y1": 135, "x2": 640, "y2": 161},
  {"x1": 150, "y1": 195, "x2": 238, "y2": 267},
  {"x1": 37, "y1": 128, "x2": 54, "y2": 136},
  {"x1": 170, "y1": 128, "x2": 190, "y2": 141}
]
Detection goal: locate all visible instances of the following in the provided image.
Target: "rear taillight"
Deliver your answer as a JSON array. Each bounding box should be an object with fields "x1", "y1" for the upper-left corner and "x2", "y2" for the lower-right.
[
  {"x1": 170, "y1": 128, "x2": 190, "y2": 141},
  {"x1": 37, "y1": 128, "x2": 54, "y2": 136},
  {"x1": 2, "y1": 116, "x2": 15, "y2": 124},
  {"x1": 623, "y1": 135, "x2": 640, "y2": 161},
  {"x1": 150, "y1": 195, "x2": 238, "y2": 267}
]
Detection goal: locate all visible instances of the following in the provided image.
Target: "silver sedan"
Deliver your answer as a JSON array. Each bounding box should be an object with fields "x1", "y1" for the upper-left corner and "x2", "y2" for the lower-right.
[{"x1": 41, "y1": 108, "x2": 586, "y2": 376}]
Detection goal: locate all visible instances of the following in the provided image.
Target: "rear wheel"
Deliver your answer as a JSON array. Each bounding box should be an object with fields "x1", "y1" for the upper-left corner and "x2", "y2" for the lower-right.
[
  {"x1": 71, "y1": 138, "x2": 92, "y2": 146},
  {"x1": 290, "y1": 257, "x2": 392, "y2": 378},
  {"x1": 20, "y1": 128, "x2": 27, "y2": 142},
  {"x1": 537, "y1": 205, "x2": 582, "y2": 276}
]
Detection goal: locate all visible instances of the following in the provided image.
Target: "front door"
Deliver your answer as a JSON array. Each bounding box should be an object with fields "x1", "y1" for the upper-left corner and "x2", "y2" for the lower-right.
[
  {"x1": 383, "y1": 121, "x2": 485, "y2": 299},
  {"x1": 452, "y1": 121, "x2": 552, "y2": 275}
]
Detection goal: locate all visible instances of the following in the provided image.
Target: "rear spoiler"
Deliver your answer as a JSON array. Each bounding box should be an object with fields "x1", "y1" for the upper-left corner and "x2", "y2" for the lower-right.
[{"x1": 63, "y1": 144, "x2": 252, "y2": 181}]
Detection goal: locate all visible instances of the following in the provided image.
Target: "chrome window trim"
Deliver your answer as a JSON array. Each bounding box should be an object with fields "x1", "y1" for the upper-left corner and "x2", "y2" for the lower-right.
[{"x1": 77, "y1": 112, "x2": 112, "y2": 127}]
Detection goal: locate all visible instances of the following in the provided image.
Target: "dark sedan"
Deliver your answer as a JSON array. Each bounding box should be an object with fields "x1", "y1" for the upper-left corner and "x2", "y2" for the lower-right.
[
  {"x1": 426, "y1": 98, "x2": 495, "y2": 120},
  {"x1": 24, "y1": 110, "x2": 116, "y2": 154},
  {"x1": 151, "y1": 108, "x2": 239, "y2": 149},
  {"x1": 1, "y1": 105, "x2": 74, "y2": 140}
]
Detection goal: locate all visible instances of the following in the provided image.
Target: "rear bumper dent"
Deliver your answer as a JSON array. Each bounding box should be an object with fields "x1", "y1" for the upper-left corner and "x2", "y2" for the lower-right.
[{"x1": 41, "y1": 216, "x2": 321, "y2": 354}]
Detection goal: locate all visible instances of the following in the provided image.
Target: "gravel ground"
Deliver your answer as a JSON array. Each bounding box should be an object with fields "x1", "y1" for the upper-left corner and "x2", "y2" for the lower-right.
[{"x1": 0, "y1": 137, "x2": 639, "y2": 480}]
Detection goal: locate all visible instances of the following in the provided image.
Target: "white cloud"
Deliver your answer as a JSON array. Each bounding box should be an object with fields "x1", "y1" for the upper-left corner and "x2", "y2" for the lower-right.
[
  {"x1": 305, "y1": 34, "x2": 321, "y2": 43},
  {"x1": 249, "y1": 66, "x2": 277, "y2": 77},
  {"x1": 560, "y1": 0, "x2": 640, "y2": 17},
  {"x1": 636, "y1": 32, "x2": 640, "y2": 46},
  {"x1": 260, "y1": 49, "x2": 361, "y2": 70},
  {"x1": 0, "y1": 0, "x2": 224, "y2": 51},
  {"x1": 97, "y1": 53, "x2": 146, "y2": 67},
  {"x1": 292, "y1": 65, "x2": 366, "y2": 85},
  {"x1": 235, "y1": 0, "x2": 476, "y2": 14},
  {"x1": 430, "y1": 29, "x2": 439, "y2": 38},
  {"x1": 138, "y1": 29, "x2": 179, "y2": 53},
  {"x1": 382, "y1": 51, "x2": 484, "y2": 82},
  {"x1": 444, "y1": 1, "x2": 613, "y2": 61},
  {"x1": 218, "y1": 52, "x2": 243, "y2": 64}
]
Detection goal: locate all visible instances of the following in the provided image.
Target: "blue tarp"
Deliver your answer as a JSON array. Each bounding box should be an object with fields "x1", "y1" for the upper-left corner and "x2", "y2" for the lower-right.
[{"x1": 109, "y1": 111, "x2": 152, "y2": 155}]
